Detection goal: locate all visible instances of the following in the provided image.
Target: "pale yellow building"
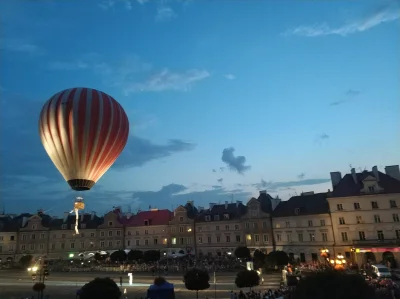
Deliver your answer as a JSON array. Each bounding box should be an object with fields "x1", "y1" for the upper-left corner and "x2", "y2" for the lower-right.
[
  {"x1": 272, "y1": 192, "x2": 335, "y2": 263},
  {"x1": 168, "y1": 203, "x2": 195, "y2": 257},
  {"x1": 0, "y1": 215, "x2": 18, "y2": 261},
  {"x1": 97, "y1": 209, "x2": 124, "y2": 251},
  {"x1": 328, "y1": 165, "x2": 400, "y2": 263}
]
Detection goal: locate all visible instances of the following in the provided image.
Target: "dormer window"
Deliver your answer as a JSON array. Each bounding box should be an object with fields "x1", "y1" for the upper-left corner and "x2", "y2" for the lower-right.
[
  {"x1": 205, "y1": 215, "x2": 211, "y2": 221},
  {"x1": 371, "y1": 201, "x2": 379, "y2": 209},
  {"x1": 294, "y1": 208, "x2": 300, "y2": 215},
  {"x1": 31, "y1": 224, "x2": 36, "y2": 230},
  {"x1": 368, "y1": 186, "x2": 376, "y2": 192},
  {"x1": 108, "y1": 221, "x2": 113, "y2": 226},
  {"x1": 214, "y1": 215, "x2": 220, "y2": 221},
  {"x1": 223, "y1": 214, "x2": 229, "y2": 220},
  {"x1": 81, "y1": 223, "x2": 86, "y2": 229},
  {"x1": 61, "y1": 224, "x2": 67, "y2": 229},
  {"x1": 179, "y1": 216, "x2": 184, "y2": 222}
]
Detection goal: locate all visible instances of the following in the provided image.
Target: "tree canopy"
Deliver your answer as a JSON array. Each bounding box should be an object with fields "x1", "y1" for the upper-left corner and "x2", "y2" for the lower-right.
[
  {"x1": 144, "y1": 250, "x2": 161, "y2": 262},
  {"x1": 110, "y1": 250, "x2": 127, "y2": 262},
  {"x1": 127, "y1": 249, "x2": 143, "y2": 261},
  {"x1": 293, "y1": 271, "x2": 376, "y2": 299},
  {"x1": 80, "y1": 277, "x2": 121, "y2": 299},
  {"x1": 235, "y1": 270, "x2": 260, "y2": 289},
  {"x1": 266, "y1": 251, "x2": 289, "y2": 267},
  {"x1": 183, "y1": 268, "x2": 210, "y2": 291},
  {"x1": 94, "y1": 252, "x2": 109, "y2": 261},
  {"x1": 253, "y1": 249, "x2": 267, "y2": 269},
  {"x1": 19, "y1": 255, "x2": 33, "y2": 268},
  {"x1": 234, "y1": 246, "x2": 251, "y2": 259}
]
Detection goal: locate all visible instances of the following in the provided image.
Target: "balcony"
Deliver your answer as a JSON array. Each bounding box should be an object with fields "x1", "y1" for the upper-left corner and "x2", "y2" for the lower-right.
[{"x1": 352, "y1": 239, "x2": 400, "y2": 246}]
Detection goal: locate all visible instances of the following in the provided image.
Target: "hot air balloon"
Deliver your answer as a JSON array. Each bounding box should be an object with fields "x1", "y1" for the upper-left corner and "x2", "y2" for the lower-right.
[{"x1": 39, "y1": 87, "x2": 129, "y2": 233}]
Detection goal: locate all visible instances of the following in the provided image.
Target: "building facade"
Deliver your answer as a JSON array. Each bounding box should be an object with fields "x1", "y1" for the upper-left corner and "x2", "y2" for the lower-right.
[
  {"x1": 168, "y1": 203, "x2": 195, "y2": 257},
  {"x1": 272, "y1": 192, "x2": 335, "y2": 263},
  {"x1": 328, "y1": 165, "x2": 400, "y2": 263}
]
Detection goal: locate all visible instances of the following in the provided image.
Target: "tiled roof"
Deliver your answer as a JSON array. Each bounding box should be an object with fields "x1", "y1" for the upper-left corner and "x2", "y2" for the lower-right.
[
  {"x1": 195, "y1": 202, "x2": 247, "y2": 222},
  {"x1": 272, "y1": 192, "x2": 329, "y2": 218},
  {"x1": 0, "y1": 216, "x2": 19, "y2": 232},
  {"x1": 331, "y1": 171, "x2": 400, "y2": 198},
  {"x1": 184, "y1": 202, "x2": 198, "y2": 219},
  {"x1": 48, "y1": 214, "x2": 102, "y2": 230},
  {"x1": 257, "y1": 192, "x2": 273, "y2": 213},
  {"x1": 124, "y1": 209, "x2": 173, "y2": 226}
]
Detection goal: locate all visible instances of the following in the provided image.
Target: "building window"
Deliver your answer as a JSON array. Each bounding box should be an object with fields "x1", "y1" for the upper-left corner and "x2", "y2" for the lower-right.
[
  {"x1": 356, "y1": 216, "x2": 363, "y2": 224},
  {"x1": 246, "y1": 234, "x2": 251, "y2": 241},
  {"x1": 179, "y1": 227, "x2": 184, "y2": 233},
  {"x1": 294, "y1": 208, "x2": 300, "y2": 215},
  {"x1": 172, "y1": 238, "x2": 176, "y2": 245},
  {"x1": 207, "y1": 237, "x2": 211, "y2": 243},
  {"x1": 62, "y1": 224, "x2": 67, "y2": 229},
  {"x1": 144, "y1": 220, "x2": 149, "y2": 226},
  {"x1": 21, "y1": 245, "x2": 26, "y2": 251},
  {"x1": 144, "y1": 240, "x2": 148, "y2": 246},
  {"x1": 339, "y1": 217, "x2": 345, "y2": 225},
  {"x1": 127, "y1": 240, "x2": 131, "y2": 246},
  {"x1": 31, "y1": 234, "x2": 36, "y2": 240},
  {"x1": 108, "y1": 231, "x2": 112, "y2": 237},
  {"x1": 255, "y1": 234, "x2": 260, "y2": 242},
  {"x1": 341, "y1": 232, "x2": 348, "y2": 242},
  {"x1": 276, "y1": 234, "x2": 281, "y2": 241},
  {"x1": 145, "y1": 230, "x2": 149, "y2": 235},
  {"x1": 198, "y1": 237, "x2": 202, "y2": 244},
  {"x1": 136, "y1": 240, "x2": 140, "y2": 246},
  {"x1": 62, "y1": 234, "x2": 66, "y2": 239},
  {"x1": 179, "y1": 216, "x2": 184, "y2": 222},
  {"x1": 61, "y1": 243, "x2": 65, "y2": 249},
  {"x1": 235, "y1": 224, "x2": 239, "y2": 230},
  {"x1": 308, "y1": 220, "x2": 313, "y2": 227},
  {"x1": 108, "y1": 221, "x2": 113, "y2": 226},
  {"x1": 90, "y1": 232, "x2": 95, "y2": 237},
  {"x1": 22, "y1": 234, "x2": 27, "y2": 240},
  {"x1": 40, "y1": 233, "x2": 45, "y2": 239},
  {"x1": 225, "y1": 225, "x2": 229, "y2": 231},
  {"x1": 359, "y1": 231, "x2": 366, "y2": 240},
  {"x1": 396, "y1": 230, "x2": 400, "y2": 239},
  {"x1": 251, "y1": 210, "x2": 257, "y2": 217},
  {"x1": 252, "y1": 222, "x2": 258, "y2": 229},
  {"x1": 116, "y1": 241, "x2": 120, "y2": 246},
  {"x1": 286, "y1": 234, "x2": 291, "y2": 242},
  {"x1": 217, "y1": 236, "x2": 221, "y2": 242},
  {"x1": 51, "y1": 244, "x2": 55, "y2": 250},
  {"x1": 309, "y1": 234, "x2": 315, "y2": 242},
  {"x1": 374, "y1": 215, "x2": 381, "y2": 223},
  {"x1": 187, "y1": 238, "x2": 192, "y2": 244},
  {"x1": 205, "y1": 216, "x2": 211, "y2": 221},
  {"x1": 354, "y1": 202, "x2": 360, "y2": 210},
  {"x1": 322, "y1": 233, "x2": 328, "y2": 242},
  {"x1": 368, "y1": 186, "x2": 376, "y2": 192},
  {"x1": 100, "y1": 232, "x2": 105, "y2": 237},
  {"x1": 298, "y1": 233, "x2": 303, "y2": 242},
  {"x1": 100, "y1": 241, "x2": 104, "y2": 248},
  {"x1": 81, "y1": 223, "x2": 86, "y2": 229},
  {"x1": 276, "y1": 224, "x2": 281, "y2": 228},
  {"x1": 377, "y1": 231, "x2": 384, "y2": 241},
  {"x1": 285, "y1": 221, "x2": 290, "y2": 228},
  {"x1": 214, "y1": 215, "x2": 220, "y2": 221},
  {"x1": 226, "y1": 236, "x2": 230, "y2": 242},
  {"x1": 337, "y1": 204, "x2": 343, "y2": 211},
  {"x1": 245, "y1": 222, "x2": 250, "y2": 229},
  {"x1": 236, "y1": 235, "x2": 240, "y2": 242},
  {"x1": 108, "y1": 241, "x2": 112, "y2": 247},
  {"x1": 116, "y1": 231, "x2": 121, "y2": 236},
  {"x1": 262, "y1": 222, "x2": 267, "y2": 228},
  {"x1": 371, "y1": 201, "x2": 379, "y2": 209},
  {"x1": 390, "y1": 200, "x2": 397, "y2": 208},
  {"x1": 224, "y1": 214, "x2": 230, "y2": 220},
  {"x1": 154, "y1": 238, "x2": 158, "y2": 245},
  {"x1": 81, "y1": 242, "x2": 85, "y2": 249},
  {"x1": 320, "y1": 220, "x2": 325, "y2": 226},
  {"x1": 393, "y1": 214, "x2": 399, "y2": 222},
  {"x1": 30, "y1": 244, "x2": 35, "y2": 250}
]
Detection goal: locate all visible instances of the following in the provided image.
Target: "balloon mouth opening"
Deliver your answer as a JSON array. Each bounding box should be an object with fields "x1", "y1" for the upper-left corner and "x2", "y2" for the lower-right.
[{"x1": 68, "y1": 179, "x2": 95, "y2": 191}]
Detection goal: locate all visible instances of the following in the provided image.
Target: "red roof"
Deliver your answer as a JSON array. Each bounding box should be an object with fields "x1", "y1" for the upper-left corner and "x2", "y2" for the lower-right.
[{"x1": 124, "y1": 209, "x2": 173, "y2": 226}]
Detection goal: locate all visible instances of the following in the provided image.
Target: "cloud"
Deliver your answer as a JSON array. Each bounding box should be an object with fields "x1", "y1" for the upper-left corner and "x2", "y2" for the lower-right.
[
  {"x1": 330, "y1": 89, "x2": 361, "y2": 106},
  {"x1": 98, "y1": 0, "x2": 135, "y2": 10},
  {"x1": 315, "y1": 133, "x2": 329, "y2": 143},
  {"x1": 217, "y1": 178, "x2": 223, "y2": 183},
  {"x1": 212, "y1": 169, "x2": 217, "y2": 173},
  {"x1": 126, "y1": 68, "x2": 210, "y2": 94},
  {"x1": 155, "y1": 6, "x2": 177, "y2": 22},
  {"x1": 0, "y1": 93, "x2": 195, "y2": 181},
  {"x1": 283, "y1": 3, "x2": 400, "y2": 37},
  {"x1": 47, "y1": 54, "x2": 208, "y2": 95},
  {"x1": 221, "y1": 147, "x2": 251, "y2": 174},
  {"x1": 0, "y1": 39, "x2": 45, "y2": 56},
  {"x1": 224, "y1": 74, "x2": 236, "y2": 80},
  {"x1": 297, "y1": 173, "x2": 306, "y2": 180},
  {"x1": 252, "y1": 178, "x2": 331, "y2": 192}
]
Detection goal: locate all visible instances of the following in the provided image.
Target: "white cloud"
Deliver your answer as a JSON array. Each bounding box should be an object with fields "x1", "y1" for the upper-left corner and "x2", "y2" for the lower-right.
[
  {"x1": 224, "y1": 74, "x2": 236, "y2": 80},
  {"x1": 98, "y1": 0, "x2": 135, "y2": 10},
  {"x1": 48, "y1": 61, "x2": 89, "y2": 71},
  {"x1": 284, "y1": 4, "x2": 400, "y2": 37},
  {"x1": 155, "y1": 6, "x2": 177, "y2": 22},
  {"x1": 125, "y1": 68, "x2": 210, "y2": 94},
  {"x1": 0, "y1": 38, "x2": 45, "y2": 55}
]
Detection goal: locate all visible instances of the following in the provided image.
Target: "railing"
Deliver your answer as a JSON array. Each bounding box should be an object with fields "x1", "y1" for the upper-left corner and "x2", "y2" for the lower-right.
[{"x1": 352, "y1": 238, "x2": 400, "y2": 246}]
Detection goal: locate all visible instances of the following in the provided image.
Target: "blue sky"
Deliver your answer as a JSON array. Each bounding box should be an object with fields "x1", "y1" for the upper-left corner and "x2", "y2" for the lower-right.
[{"x1": 0, "y1": 0, "x2": 399, "y2": 215}]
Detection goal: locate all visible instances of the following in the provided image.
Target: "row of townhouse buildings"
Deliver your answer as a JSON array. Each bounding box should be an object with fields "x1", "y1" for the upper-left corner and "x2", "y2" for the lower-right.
[{"x1": 1, "y1": 165, "x2": 400, "y2": 264}]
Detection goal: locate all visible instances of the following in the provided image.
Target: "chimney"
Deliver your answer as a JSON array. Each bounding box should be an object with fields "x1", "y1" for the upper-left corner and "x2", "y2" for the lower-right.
[
  {"x1": 351, "y1": 168, "x2": 358, "y2": 184},
  {"x1": 187, "y1": 200, "x2": 194, "y2": 206},
  {"x1": 236, "y1": 200, "x2": 242, "y2": 208},
  {"x1": 63, "y1": 212, "x2": 69, "y2": 222},
  {"x1": 91, "y1": 211, "x2": 96, "y2": 220},
  {"x1": 225, "y1": 201, "x2": 228, "y2": 209},
  {"x1": 209, "y1": 203, "x2": 216, "y2": 210},
  {"x1": 372, "y1": 166, "x2": 380, "y2": 181},
  {"x1": 330, "y1": 172, "x2": 342, "y2": 189},
  {"x1": 22, "y1": 216, "x2": 28, "y2": 228},
  {"x1": 385, "y1": 165, "x2": 400, "y2": 181},
  {"x1": 259, "y1": 190, "x2": 267, "y2": 195}
]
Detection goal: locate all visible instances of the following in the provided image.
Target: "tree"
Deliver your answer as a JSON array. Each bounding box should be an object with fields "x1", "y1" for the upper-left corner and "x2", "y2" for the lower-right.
[
  {"x1": 19, "y1": 255, "x2": 33, "y2": 268},
  {"x1": 235, "y1": 270, "x2": 260, "y2": 290},
  {"x1": 293, "y1": 271, "x2": 376, "y2": 299},
  {"x1": 382, "y1": 251, "x2": 397, "y2": 268},
  {"x1": 266, "y1": 251, "x2": 289, "y2": 268},
  {"x1": 234, "y1": 246, "x2": 251, "y2": 259},
  {"x1": 110, "y1": 250, "x2": 127, "y2": 263},
  {"x1": 127, "y1": 249, "x2": 143, "y2": 261},
  {"x1": 183, "y1": 268, "x2": 210, "y2": 299},
  {"x1": 94, "y1": 252, "x2": 109, "y2": 261},
  {"x1": 80, "y1": 277, "x2": 121, "y2": 299},
  {"x1": 253, "y1": 250, "x2": 267, "y2": 269},
  {"x1": 33, "y1": 282, "x2": 46, "y2": 299},
  {"x1": 144, "y1": 250, "x2": 161, "y2": 262}
]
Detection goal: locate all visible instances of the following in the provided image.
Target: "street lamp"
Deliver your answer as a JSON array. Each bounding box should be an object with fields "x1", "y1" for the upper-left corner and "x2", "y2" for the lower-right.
[{"x1": 329, "y1": 254, "x2": 346, "y2": 270}]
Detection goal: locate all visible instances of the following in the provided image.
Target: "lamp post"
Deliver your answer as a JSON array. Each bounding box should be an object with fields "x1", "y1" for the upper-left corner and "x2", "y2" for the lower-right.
[
  {"x1": 329, "y1": 253, "x2": 346, "y2": 270},
  {"x1": 319, "y1": 248, "x2": 330, "y2": 267}
]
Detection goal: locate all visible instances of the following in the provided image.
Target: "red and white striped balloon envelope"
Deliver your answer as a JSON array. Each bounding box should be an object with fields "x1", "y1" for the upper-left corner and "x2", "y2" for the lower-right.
[{"x1": 39, "y1": 87, "x2": 129, "y2": 191}]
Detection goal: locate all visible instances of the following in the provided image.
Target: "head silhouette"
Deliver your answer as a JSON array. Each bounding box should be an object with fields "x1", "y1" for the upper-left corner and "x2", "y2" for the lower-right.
[{"x1": 80, "y1": 277, "x2": 121, "y2": 299}]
